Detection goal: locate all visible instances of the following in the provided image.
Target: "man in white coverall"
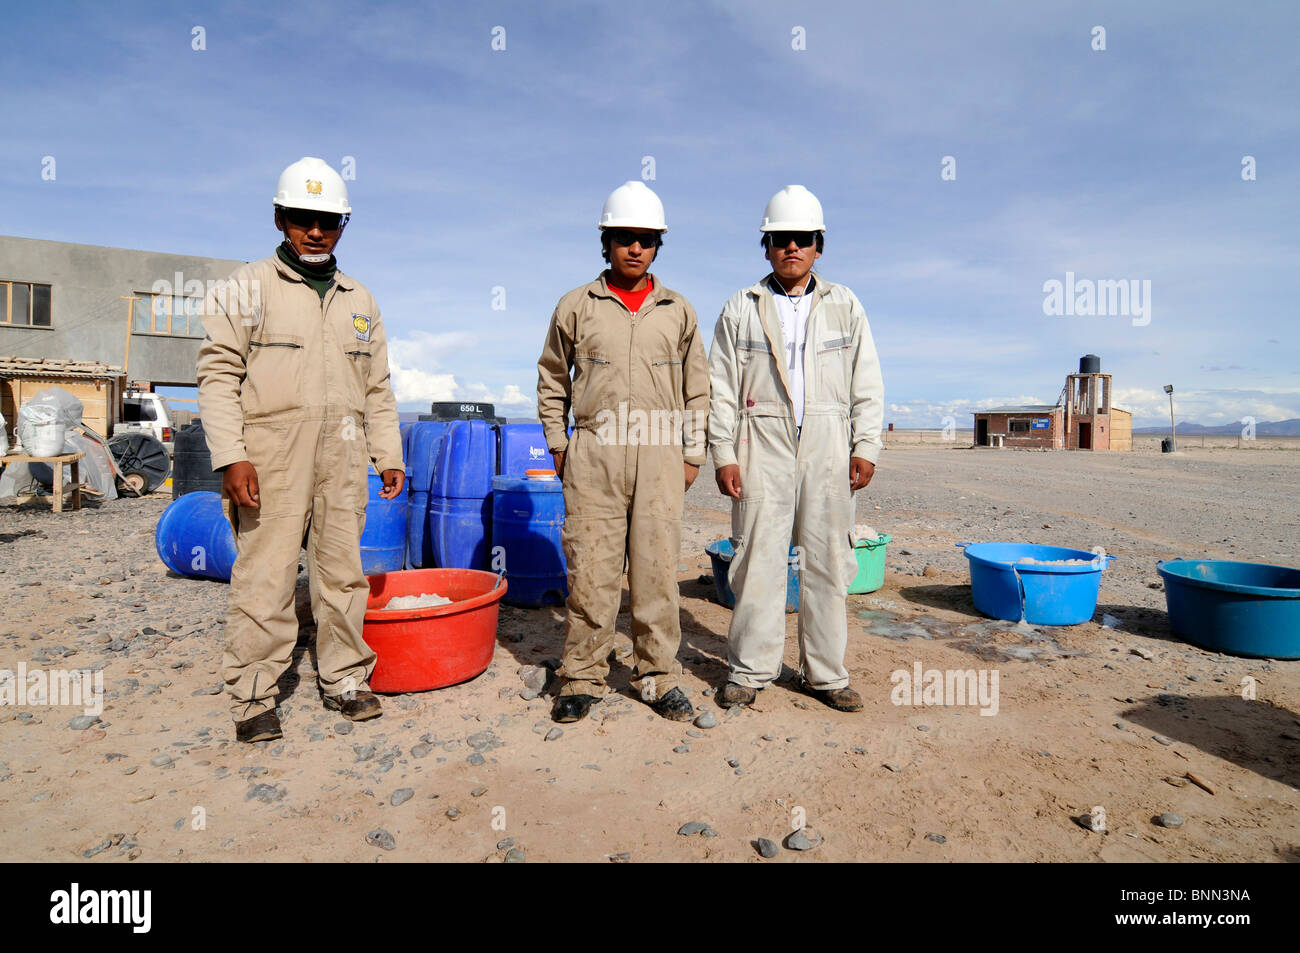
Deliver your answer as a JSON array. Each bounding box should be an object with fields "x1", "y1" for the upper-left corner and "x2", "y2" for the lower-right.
[
  {"x1": 707, "y1": 185, "x2": 883, "y2": 712},
  {"x1": 197, "y1": 158, "x2": 405, "y2": 743}
]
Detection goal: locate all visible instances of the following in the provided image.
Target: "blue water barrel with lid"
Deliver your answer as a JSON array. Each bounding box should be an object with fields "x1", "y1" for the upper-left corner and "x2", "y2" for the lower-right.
[
  {"x1": 405, "y1": 421, "x2": 450, "y2": 568},
  {"x1": 491, "y1": 475, "x2": 567, "y2": 607},
  {"x1": 429, "y1": 419, "x2": 495, "y2": 569},
  {"x1": 155, "y1": 491, "x2": 238, "y2": 581},
  {"x1": 497, "y1": 423, "x2": 550, "y2": 476},
  {"x1": 360, "y1": 471, "x2": 408, "y2": 575}
]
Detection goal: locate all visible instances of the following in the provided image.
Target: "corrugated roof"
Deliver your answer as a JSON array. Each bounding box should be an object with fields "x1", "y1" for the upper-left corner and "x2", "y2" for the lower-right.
[
  {"x1": 975, "y1": 405, "x2": 1061, "y2": 414},
  {"x1": 0, "y1": 357, "x2": 124, "y2": 379}
]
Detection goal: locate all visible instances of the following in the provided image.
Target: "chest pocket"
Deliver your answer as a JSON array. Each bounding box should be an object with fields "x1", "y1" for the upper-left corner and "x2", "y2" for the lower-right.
[
  {"x1": 244, "y1": 333, "x2": 305, "y2": 418},
  {"x1": 815, "y1": 334, "x2": 853, "y2": 405}
]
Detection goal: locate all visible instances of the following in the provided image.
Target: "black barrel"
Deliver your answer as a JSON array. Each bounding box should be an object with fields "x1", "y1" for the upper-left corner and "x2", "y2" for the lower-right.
[
  {"x1": 172, "y1": 420, "x2": 224, "y2": 498},
  {"x1": 1079, "y1": 354, "x2": 1101, "y2": 374},
  {"x1": 1161, "y1": 437, "x2": 1174, "y2": 453}
]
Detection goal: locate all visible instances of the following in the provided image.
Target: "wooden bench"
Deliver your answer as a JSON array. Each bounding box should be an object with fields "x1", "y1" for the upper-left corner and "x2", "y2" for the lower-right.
[{"x1": 0, "y1": 452, "x2": 85, "y2": 513}]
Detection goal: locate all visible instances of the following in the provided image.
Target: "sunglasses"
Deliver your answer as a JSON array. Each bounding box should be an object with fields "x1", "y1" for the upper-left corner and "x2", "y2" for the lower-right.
[
  {"x1": 281, "y1": 207, "x2": 345, "y2": 231},
  {"x1": 607, "y1": 229, "x2": 661, "y2": 248},
  {"x1": 766, "y1": 231, "x2": 818, "y2": 249}
]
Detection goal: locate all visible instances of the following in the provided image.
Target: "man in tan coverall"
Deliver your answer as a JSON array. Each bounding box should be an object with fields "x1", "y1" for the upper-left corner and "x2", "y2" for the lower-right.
[
  {"x1": 537, "y1": 181, "x2": 710, "y2": 724},
  {"x1": 197, "y1": 157, "x2": 405, "y2": 743}
]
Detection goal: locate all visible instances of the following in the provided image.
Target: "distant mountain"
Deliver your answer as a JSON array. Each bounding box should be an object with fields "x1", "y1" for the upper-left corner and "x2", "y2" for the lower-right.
[{"x1": 1132, "y1": 418, "x2": 1300, "y2": 436}]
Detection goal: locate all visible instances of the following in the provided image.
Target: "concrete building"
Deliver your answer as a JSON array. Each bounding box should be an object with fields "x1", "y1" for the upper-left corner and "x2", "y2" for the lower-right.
[
  {"x1": 0, "y1": 236, "x2": 246, "y2": 387},
  {"x1": 973, "y1": 355, "x2": 1132, "y2": 450}
]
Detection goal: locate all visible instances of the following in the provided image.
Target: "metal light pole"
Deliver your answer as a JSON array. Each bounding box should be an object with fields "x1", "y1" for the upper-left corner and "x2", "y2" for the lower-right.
[{"x1": 1164, "y1": 384, "x2": 1176, "y2": 452}]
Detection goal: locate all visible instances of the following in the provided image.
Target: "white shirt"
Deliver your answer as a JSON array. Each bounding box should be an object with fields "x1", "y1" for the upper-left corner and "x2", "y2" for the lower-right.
[{"x1": 770, "y1": 275, "x2": 815, "y2": 426}]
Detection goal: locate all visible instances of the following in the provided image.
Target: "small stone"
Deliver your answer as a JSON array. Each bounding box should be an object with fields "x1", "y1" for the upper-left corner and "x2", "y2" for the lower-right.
[
  {"x1": 784, "y1": 828, "x2": 822, "y2": 851},
  {"x1": 127, "y1": 790, "x2": 155, "y2": 803},
  {"x1": 410, "y1": 743, "x2": 431, "y2": 758},
  {"x1": 497, "y1": 837, "x2": 515, "y2": 850},
  {"x1": 694, "y1": 711, "x2": 717, "y2": 729},
  {"x1": 68, "y1": 715, "x2": 100, "y2": 731},
  {"x1": 608, "y1": 851, "x2": 631, "y2": 863},
  {"x1": 1152, "y1": 734, "x2": 1174, "y2": 746},
  {"x1": 467, "y1": 752, "x2": 485, "y2": 765},
  {"x1": 726, "y1": 758, "x2": 740, "y2": 768},
  {"x1": 755, "y1": 837, "x2": 780, "y2": 858},
  {"x1": 922, "y1": 565, "x2": 939, "y2": 578},
  {"x1": 504, "y1": 848, "x2": 526, "y2": 863},
  {"x1": 446, "y1": 808, "x2": 460, "y2": 820},
  {"x1": 366, "y1": 829, "x2": 396, "y2": 850},
  {"x1": 1156, "y1": 813, "x2": 1184, "y2": 829},
  {"x1": 335, "y1": 722, "x2": 353, "y2": 735},
  {"x1": 471, "y1": 786, "x2": 487, "y2": 797},
  {"x1": 1130, "y1": 647, "x2": 1154, "y2": 661},
  {"x1": 544, "y1": 727, "x2": 563, "y2": 742},
  {"x1": 149, "y1": 754, "x2": 172, "y2": 768},
  {"x1": 390, "y1": 788, "x2": 414, "y2": 807},
  {"x1": 677, "y1": 821, "x2": 709, "y2": 836},
  {"x1": 924, "y1": 832, "x2": 947, "y2": 844},
  {"x1": 1163, "y1": 776, "x2": 1190, "y2": 788},
  {"x1": 672, "y1": 745, "x2": 690, "y2": 754}
]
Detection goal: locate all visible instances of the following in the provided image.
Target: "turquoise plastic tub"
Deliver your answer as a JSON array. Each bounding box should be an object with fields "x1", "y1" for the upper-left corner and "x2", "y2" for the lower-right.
[
  {"x1": 957, "y1": 542, "x2": 1115, "y2": 625},
  {"x1": 1157, "y1": 559, "x2": 1300, "y2": 659}
]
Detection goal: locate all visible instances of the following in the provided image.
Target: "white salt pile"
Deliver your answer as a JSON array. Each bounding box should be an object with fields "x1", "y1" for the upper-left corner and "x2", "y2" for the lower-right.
[
  {"x1": 383, "y1": 592, "x2": 453, "y2": 610},
  {"x1": 854, "y1": 523, "x2": 878, "y2": 544},
  {"x1": 1016, "y1": 557, "x2": 1095, "y2": 566}
]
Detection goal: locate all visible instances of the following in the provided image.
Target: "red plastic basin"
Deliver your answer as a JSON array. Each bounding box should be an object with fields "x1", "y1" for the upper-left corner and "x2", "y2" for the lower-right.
[{"x1": 362, "y1": 568, "x2": 507, "y2": 693}]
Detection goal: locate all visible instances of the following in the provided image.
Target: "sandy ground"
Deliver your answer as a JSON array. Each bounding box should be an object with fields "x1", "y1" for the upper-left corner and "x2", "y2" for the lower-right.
[{"x1": 1, "y1": 444, "x2": 1297, "y2": 863}]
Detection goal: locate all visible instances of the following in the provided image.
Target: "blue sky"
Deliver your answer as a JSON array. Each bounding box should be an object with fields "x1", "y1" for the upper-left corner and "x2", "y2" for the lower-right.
[{"x1": 3, "y1": 0, "x2": 1297, "y2": 427}]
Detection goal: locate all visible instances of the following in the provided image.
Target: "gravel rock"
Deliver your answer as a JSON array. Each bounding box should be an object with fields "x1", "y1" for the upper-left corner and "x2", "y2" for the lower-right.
[
  {"x1": 149, "y1": 754, "x2": 172, "y2": 768},
  {"x1": 390, "y1": 787, "x2": 414, "y2": 807},
  {"x1": 335, "y1": 722, "x2": 353, "y2": 735},
  {"x1": 504, "y1": 848, "x2": 526, "y2": 863},
  {"x1": 366, "y1": 829, "x2": 396, "y2": 850},
  {"x1": 544, "y1": 727, "x2": 563, "y2": 742},
  {"x1": 924, "y1": 832, "x2": 947, "y2": 844},
  {"x1": 785, "y1": 828, "x2": 822, "y2": 851},
  {"x1": 677, "y1": 821, "x2": 711, "y2": 836},
  {"x1": 1157, "y1": 813, "x2": 1184, "y2": 829},
  {"x1": 755, "y1": 837, "x2": 780, "y2": 858},
  {"x1": 68, "y1": 715, "x2": 100, "y2": 730},
  {"x1": 694, "y1": 711, "x2": 717, "y2": 729}
]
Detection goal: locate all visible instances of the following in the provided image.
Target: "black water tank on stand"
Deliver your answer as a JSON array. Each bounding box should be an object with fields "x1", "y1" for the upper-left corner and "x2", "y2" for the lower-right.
[
  {"x1": 1079, "y1": 354, "x2": 1101, "y2": 374},
  {"x1": 172, "y1": 420, "x2": 224, "y2": 498}
]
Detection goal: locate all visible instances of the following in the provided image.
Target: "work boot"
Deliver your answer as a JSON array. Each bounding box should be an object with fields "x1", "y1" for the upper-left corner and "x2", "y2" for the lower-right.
[
  {"x1": 718, "y1": 682, "x2": 757, "y2": 709},
  {"x1": 802, "y1": 682, "x2": 864, "y2": 712},
  {"x1": 322, "y1": 690, "x2": 383, "y2": 721},
  {"x1": 650, "y1": 686, "x2": 695, "y2": 721},
  {"x1": 553, "y1": 693, "x2": 599, "y2": 724},
  {"x1": 236, "y1": 709, "x2": 282, "y2": 743}
]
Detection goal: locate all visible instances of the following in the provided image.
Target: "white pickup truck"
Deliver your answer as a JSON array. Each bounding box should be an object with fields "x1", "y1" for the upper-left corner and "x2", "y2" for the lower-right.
[{"x1": 114, "y1": 389, "x2": 179, "y2": 454}]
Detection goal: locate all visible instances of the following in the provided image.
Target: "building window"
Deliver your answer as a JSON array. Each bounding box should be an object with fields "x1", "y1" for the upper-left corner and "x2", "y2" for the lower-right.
[
  {"x1": 130, "y1": 293, "x2": 205, "y2": 337},
  {"x1": 1009, "y1": 419, "x2": 1031, "y2": 433},
  {"x1": 1, "y1": 280, "x2": 53, "y2": 327}
]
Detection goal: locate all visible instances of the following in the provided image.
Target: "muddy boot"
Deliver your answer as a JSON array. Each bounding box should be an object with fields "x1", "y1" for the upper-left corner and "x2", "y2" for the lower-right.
[{"x1": 236, "y1": 709, "x2": 282, "y2": 743}]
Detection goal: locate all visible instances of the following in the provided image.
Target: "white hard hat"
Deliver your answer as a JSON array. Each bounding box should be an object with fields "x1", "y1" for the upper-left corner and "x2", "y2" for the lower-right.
[
  {"x1": 273, "y1": 157, "x2": 351, "y2": 215},
  {"x1": 760, "y1": 184, "x2": 825, "y2": 232},
  {"x1": 599, "y1": 181, "x2": 667, "y2": 232}
]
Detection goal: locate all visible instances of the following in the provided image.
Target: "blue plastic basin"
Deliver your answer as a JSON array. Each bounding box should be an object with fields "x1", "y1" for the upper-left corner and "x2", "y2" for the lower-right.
[
  {"x1": 706, "y1": 539, "x2": 800, "y2": 614},
  {"x1": 958, "y1": 542, "x2": 1115, "y2": 626},
  {"x1": 1157, "y1": 559, "x2": 1300, "y2": 659}
]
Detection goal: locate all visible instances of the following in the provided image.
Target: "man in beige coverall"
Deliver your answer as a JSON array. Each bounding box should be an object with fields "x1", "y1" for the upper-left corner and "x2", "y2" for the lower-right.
[
  {"x1": 709, "y1": 185, "x2": 884, "y2": 712},
  {"x1": 197, "y1": 157, "x2": 405, "y2": 743},
  {"x1": 537, "y1": 181, "x2": 710, "y2": 724}
]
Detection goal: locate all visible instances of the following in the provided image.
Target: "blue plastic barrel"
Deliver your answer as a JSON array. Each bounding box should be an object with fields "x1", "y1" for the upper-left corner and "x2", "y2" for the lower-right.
[
  {"x1": 705, "y1": 539, "x2": 800, "y2": 613},
  {"x1": 400, "y1": 422, "x2": 414, "y2": 465},
  {"x1": 406, "y1": 421, "x2": 450, "y2": 568},
  {"x1": 360, "y1": 471, "x2": 408, "y2": 575},
  {"x1": 498, "y1": 423, "x2": 550, "y2": 476},
  {"x1": 155, "y1": 491, "x2": 238, "y2": 581},
  {"x1": 1157, "y1": 559, "x2": 1300, "y2": 659},
  {"x1": 491, "y1": 475, "x2": 567, "y2": 607},
  {"x1": 957, "y1": 542, "x2": 1115, "y2": 625},
  {"x1": 429, "y1": 419, "x2": 495, "y2": 569}
]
